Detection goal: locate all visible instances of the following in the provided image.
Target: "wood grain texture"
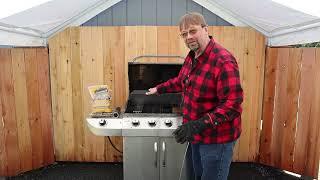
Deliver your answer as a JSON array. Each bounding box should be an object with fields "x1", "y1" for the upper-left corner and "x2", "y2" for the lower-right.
[
  {"x1": 0, "y1": 48, "x2": 53, "y2": 176},
  {"x1": 36, "y1": 48, "x2": 55, "y2": 165},
  {"x1": 48, "y1": 26, "x2": 265, "y2": 165},
  {"x1": 1, "y1": 26, "x2": 319, "y2": 178},
  {"x1": 25, "y1": 48, "x2": 44, "y2": 168},
  {"x1": 280, "y1": 48, "x2": 301, "y2": 171},
  {"x1": 259, "y1": 48, "x2": 278, "y2": 164},
  {"x1": 260, "y1": 48, "x2": 320, "y2": 178},
  {"x1": 0, "y1": 49, "x2": 21, "y2": 176},
  {"x1": 70, "y1": 27, "x2": 85, "y2": 161},
  {"x1": 11, "y1": 48, "x2": 33, "y2": 172},
  {"x1": 0, "y1": 49, "x2": 10, "y2": 176}
]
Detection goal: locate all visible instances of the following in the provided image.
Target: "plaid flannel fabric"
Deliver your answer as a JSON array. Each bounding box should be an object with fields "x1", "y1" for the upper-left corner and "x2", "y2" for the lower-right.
[{"x1": 157, "y1": 37, "x2": 243, "y2": 144}]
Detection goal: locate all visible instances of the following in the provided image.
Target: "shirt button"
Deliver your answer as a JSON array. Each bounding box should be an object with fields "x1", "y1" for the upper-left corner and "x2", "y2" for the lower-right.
[{"x1": 214, "y1": 121, "x2": 218, "y2": 125}]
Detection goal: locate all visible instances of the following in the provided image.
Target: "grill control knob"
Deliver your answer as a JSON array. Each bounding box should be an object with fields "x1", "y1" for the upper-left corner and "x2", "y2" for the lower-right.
[
  {"x1": 132, "y1": 119, "x2": 140, "y2": 126},
  {"x1": 99, "y1": 119, "x2": 107, "y2": 126},
  {"x1": 164, "y1": 119, "x2": 173, "y2": 127},
  {"x1": 148, "y1": 119, "x2": 156, "y2": 127}
]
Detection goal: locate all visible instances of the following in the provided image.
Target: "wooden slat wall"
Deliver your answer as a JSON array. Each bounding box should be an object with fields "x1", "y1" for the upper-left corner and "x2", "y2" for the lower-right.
[
  {"x1": 48, "y1": 26, "x2": 265, "y2": 163},
  {"x1": 0, "y1": 48, "x2": 54, "y2": 176},
  {"x1": 260, "y1": 48, "x2": 320, "y2": 178},
  {"x1": 210, "y1": 27, "x2": 266, "y2": 162},
  {"x1": 49, "y1": 27, "x2": 123, "y2": 162}
]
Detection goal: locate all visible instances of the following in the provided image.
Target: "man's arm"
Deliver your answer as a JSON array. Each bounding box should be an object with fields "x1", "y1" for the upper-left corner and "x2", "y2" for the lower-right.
[{"x1": 207, "y1": 59, "x2": 243, "y2": 126}]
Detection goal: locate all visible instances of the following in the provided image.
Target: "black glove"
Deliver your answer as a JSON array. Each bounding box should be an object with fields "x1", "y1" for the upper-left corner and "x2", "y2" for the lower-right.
[{"x1": 172, "y1": 115, "x2": 212, "y2": 144}]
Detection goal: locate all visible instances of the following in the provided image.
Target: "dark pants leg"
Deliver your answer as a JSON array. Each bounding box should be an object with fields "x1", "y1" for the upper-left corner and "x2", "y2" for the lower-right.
[{"x1": 191, "y1": 141, "x2": 236, "y2": 180}]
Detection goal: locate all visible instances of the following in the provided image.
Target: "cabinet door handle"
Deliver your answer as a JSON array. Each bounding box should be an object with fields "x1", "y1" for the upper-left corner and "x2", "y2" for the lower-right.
[
  {"x1": 154, "y1": 142, "x2": 158, "y2": 168},
  {"x1": 162, "y1": 141, "x2": 166, "y2": 167}
]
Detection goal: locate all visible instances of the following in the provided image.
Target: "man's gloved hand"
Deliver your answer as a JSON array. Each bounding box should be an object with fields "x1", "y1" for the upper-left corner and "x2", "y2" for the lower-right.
[{"x1": 172, "y1": 115, "x2": 213, "y2": 144}]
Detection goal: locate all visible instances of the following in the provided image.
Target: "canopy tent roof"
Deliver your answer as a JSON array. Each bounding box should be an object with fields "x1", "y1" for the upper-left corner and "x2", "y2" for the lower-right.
[
  {"x1": 195, "y1": 0, "x2": 320, "y2": 46},
  {"x1": 0, "y1": 0, "x2": 319, "y2": 46},
  {"x1": 0, "y1": 0, "x2": 121, "y2": 46}
]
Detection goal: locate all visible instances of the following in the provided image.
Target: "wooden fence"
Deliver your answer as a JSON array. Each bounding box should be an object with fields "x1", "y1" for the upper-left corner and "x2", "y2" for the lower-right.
[
  {"x1": 0, "y1": 48, "x2": 54, "y2": 176},
  {"x1": 48, "y1": 26, "x2": 265, "y2": 163},
  {"x1": 2, "y1": 27, "x2": 318, "y2": 178},
  {"x1": 259, "y1": 48, "x2": 320, "y2": 178}
]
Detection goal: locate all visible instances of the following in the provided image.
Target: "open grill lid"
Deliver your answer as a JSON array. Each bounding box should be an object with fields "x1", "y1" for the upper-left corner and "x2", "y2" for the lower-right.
[{"x1": 126, "y1": 63, "x2": 183, "y2": 114}]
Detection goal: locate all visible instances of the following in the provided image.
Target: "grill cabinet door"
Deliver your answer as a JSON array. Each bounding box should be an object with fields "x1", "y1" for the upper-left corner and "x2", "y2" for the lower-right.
[
  {"x1": 159, "y1": 137, "x2": 188, "y2": 180},
  {"x1": 123, "y1": 137, "x2": 159, "y2": 180}
]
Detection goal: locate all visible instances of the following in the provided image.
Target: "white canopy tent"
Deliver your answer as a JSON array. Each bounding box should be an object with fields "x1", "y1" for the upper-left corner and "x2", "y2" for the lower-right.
[
  {"x1": 0, "y1": 0, "x2": 121, "y2": 46},
  {"x1": 0, "y1": 0, "x2": 319, "y2": 46},
  {"x1": 195, "y1": 0, "x2": 320, "y2": 46}
]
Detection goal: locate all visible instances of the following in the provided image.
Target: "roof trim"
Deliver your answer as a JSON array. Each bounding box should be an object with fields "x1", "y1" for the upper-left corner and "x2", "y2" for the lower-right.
[
  {"x1": 0, "y1": 22, "x2": 42, "y2": 37},
  {"x1": 268, "y1": 25, "x2": 320, "y2": 46},
  {"x1": 0, "y1": 30, "x2": 46, "y2": 46},
  {"x1": 44, "y1": 0, "x2": 122, "y2": 38},
  {"x1": 192, "y1": 0, "x2": 247, "y2": 26}
]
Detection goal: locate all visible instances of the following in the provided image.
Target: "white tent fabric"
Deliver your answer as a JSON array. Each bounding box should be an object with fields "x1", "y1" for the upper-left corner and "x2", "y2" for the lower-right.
[
  {"x1": 195, "y1": 0, "x2": 320, "y2": 46},
  {"x1": 0, "y1": 0, "x2": 319, "y2": 46},
  {"x1": 0, "y1": 0, "x2": 121, "y2": 46}
]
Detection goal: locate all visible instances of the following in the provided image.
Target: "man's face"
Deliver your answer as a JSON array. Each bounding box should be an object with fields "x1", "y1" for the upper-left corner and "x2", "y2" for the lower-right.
[{"x1": 180, "y1": 24, "x2": 208, "y2": 51}]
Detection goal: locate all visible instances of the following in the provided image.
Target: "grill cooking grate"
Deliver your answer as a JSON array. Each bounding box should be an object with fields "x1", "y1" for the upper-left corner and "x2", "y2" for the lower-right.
[{"x1": 125, "y1": 103, "x2": 178, "y2": 113}]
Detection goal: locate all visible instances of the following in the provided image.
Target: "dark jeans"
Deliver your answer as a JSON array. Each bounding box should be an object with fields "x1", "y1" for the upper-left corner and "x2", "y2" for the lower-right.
[{"x1": 189, "y1": 141, "x2": 236, "y2": 180}]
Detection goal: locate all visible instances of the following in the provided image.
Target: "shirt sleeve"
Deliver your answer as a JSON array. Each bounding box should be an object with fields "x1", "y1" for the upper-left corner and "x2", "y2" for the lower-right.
[
  {"x1": 156, "y1": 61, "x2": 188, "y2": 94},
  {"x1": 207, "y1": 58, "x2": 243, "y2": 126}
]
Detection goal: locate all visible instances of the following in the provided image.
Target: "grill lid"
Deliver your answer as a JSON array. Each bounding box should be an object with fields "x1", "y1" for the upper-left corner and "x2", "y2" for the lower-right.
[{"x1": 127, "y1": 63, "x2": 183, "y2": 114}]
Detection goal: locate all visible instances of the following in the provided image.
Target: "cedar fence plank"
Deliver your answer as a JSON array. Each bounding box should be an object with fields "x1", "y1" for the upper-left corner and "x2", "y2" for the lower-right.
[
  {"x1": 0, "y1": 49, "x2": 21, "y2": 175},
  {"x1": 11, "y1": 48, "x2": 33, "y2": 172}
]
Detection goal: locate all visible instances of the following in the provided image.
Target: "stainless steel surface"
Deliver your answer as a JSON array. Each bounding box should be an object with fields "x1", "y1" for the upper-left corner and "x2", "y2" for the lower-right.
[
  {"x1": 124, "y1": 137, "x2": 159, "y2": 180},
  {"x1": 86, "y1": 57, "x2": 187, "y2": 180},
  {"x1": 86, "y1": 118, "x2": 122, "y2": 136},
  {"x1": 86, "y1": 113, "x2": 182, "y2": 137},
  {"x1": 122, "y1": 114, "x2": 182, "y2": 137},
  {"x1": 159, "y1": 138, "x2": 187, "y2": 180},
  {"x1": 124, "y1": 137, "x2": 187, "y2": 180}
]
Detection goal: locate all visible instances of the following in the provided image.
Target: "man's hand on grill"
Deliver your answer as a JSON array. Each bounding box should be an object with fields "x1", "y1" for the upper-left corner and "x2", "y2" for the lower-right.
[
  {"x1": 146, "y1": 87, "x2": 157, "y2": 95},
  {"x1": 172, "y1": 115, "x2": 212, "y2": 144}
]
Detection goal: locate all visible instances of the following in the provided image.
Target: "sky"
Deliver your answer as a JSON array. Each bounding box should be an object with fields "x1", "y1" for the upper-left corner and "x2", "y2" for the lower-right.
[
  {"x1": 0, "y1": 0, "x2": 52, "y2": 19},
  {"x1": 272, "y1": 0, "x2": 320, "y2": 17},
  {"x1": 0, "y1": 0, "x2": 319, "y2": 19}
]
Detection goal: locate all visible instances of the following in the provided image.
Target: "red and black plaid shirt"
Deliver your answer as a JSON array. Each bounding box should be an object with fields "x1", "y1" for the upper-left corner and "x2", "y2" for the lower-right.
[{"x1": 156, "y1": 37, "x2": 243, "y2": 144}]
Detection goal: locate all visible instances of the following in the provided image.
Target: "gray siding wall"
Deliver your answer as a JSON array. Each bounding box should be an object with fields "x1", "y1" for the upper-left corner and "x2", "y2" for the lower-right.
[
  {"x1": 0, "y1": 45, "x2": 13, "y2": 48},
  {"x1": 82, "y1": 0, "x2": 232, "y2": 26}
]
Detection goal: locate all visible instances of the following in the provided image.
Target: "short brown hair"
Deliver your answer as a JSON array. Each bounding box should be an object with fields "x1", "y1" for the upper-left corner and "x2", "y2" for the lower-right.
[{"x1": 179, "y1": 12, "x2": 207, "y2": 31}]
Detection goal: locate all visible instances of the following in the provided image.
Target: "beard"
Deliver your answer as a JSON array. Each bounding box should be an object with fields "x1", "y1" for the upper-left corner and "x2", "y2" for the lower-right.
[{"x1": 187, "y1": 41, "x2": 200, "y2": 51}]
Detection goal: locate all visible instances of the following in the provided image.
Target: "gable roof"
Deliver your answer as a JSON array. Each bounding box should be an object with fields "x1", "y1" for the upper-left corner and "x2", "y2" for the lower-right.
[{"x1": 0, "y1": 0, "x2": 319, "y2": 46}]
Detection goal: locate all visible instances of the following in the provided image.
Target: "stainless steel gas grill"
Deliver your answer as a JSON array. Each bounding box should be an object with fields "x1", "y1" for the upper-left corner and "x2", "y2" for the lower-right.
[{"x1": 86, "y1": 60, "x2": 190, "y2": 180}]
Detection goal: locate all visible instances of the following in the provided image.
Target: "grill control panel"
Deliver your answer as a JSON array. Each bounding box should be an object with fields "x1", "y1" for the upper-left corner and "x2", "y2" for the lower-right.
[
  {"x1": 86, "y1": 114, "x2": 182, "y2": 137},
  {"x1": 87, "y1": 118, "x2": 122, "y2": 136}
]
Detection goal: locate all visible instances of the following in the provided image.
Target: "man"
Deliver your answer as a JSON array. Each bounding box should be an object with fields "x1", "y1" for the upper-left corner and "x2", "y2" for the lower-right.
[{"x1": 146, "y1": 12, "x2": 243, "y2": 180}]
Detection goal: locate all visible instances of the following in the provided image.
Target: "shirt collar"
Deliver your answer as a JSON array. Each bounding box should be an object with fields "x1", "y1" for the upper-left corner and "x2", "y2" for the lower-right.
[{"x1": 188, "y1": 36, "x2": 215, "y2": 63}]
